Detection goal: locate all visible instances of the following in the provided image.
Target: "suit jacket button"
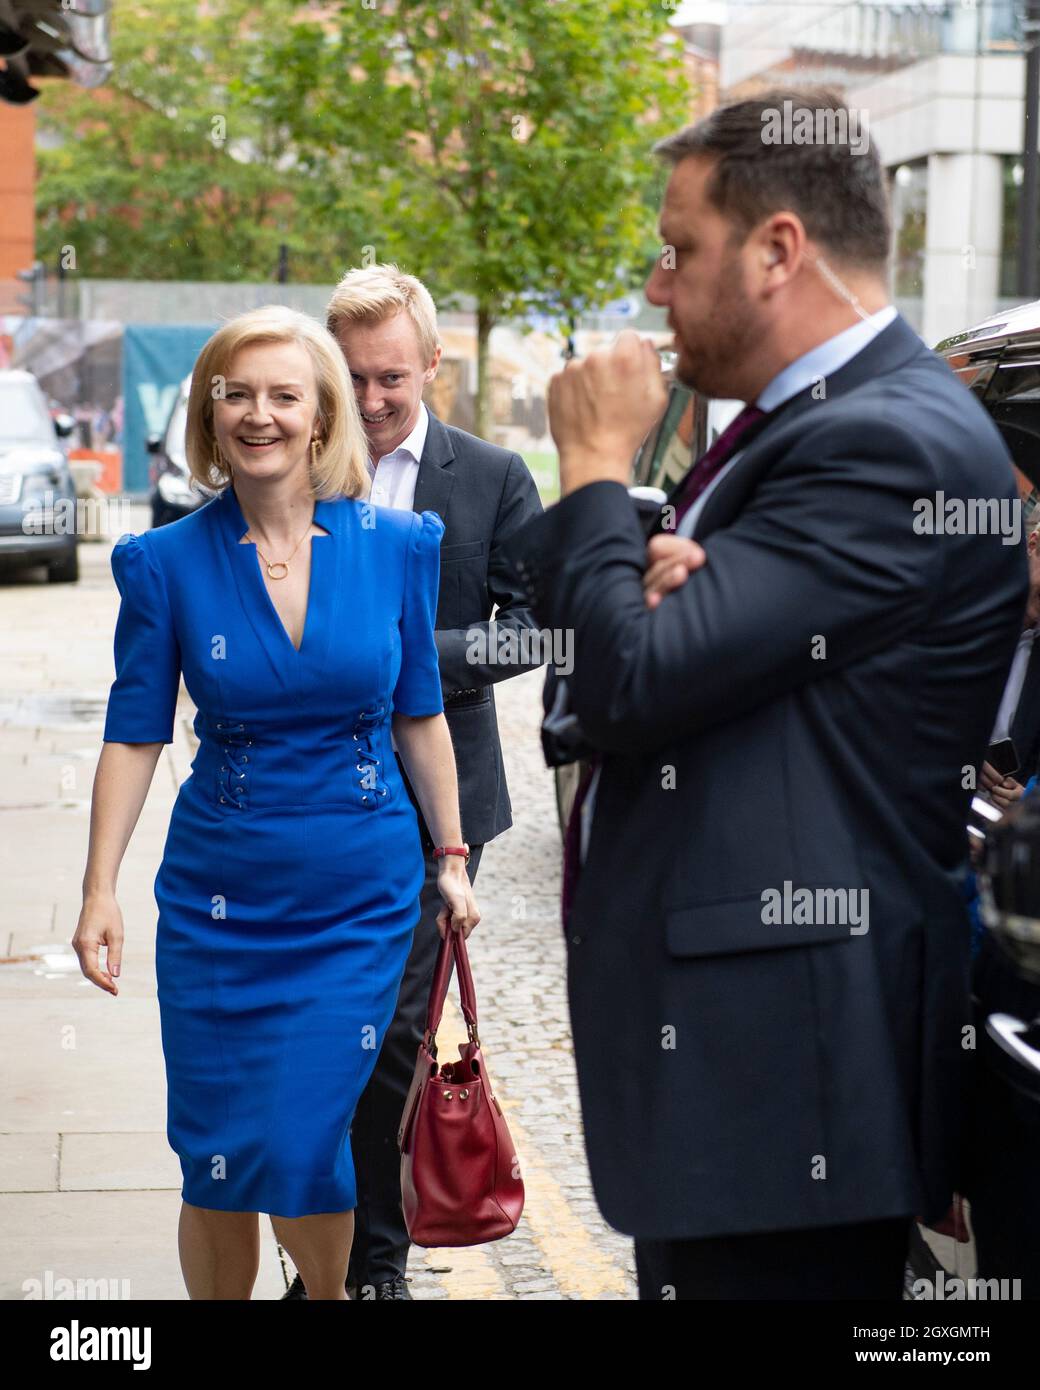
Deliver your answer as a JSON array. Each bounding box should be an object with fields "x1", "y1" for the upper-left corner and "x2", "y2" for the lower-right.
[{"x1": 571, "y1": 934, "x2": 582, "y2": 945}]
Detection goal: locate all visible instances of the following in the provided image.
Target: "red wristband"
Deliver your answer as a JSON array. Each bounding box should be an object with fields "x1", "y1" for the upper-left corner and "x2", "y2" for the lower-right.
[{"x1": 433, "y1": 843, "x2": 470, "y2": 864}]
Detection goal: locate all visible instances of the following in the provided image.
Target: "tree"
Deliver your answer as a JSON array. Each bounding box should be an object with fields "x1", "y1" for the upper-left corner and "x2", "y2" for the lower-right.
[
  {"x1": 251, "y1": 0, "x2": 691, "y2": 437},
  {"x1": 34, "y1": 0, "x2": 367, "y2": 282}
]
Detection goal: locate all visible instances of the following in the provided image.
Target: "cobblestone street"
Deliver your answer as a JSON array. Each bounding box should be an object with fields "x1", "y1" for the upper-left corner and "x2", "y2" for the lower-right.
[{"x1": 0, "y1": 514, "x2": 637, "y2": 1300}]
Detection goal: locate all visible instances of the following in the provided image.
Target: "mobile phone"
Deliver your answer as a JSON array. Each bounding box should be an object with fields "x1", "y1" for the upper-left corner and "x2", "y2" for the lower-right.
[{"x1": 987, "y1": 738, "x2": 1020, "y2": 779}]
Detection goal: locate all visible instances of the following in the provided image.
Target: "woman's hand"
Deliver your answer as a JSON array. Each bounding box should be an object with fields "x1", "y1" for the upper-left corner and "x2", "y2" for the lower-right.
[
  {"x1": 72, "y1": 891, "x2": 124, "y2": 995},
  {"x1": 435, "y1": 859, "x2": 481, "y2": 941}
]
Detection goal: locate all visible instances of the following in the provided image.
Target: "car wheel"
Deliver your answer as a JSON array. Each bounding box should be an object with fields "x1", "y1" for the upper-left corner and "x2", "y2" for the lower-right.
[{"x1": 47, "y1": 549, "x2": 79, "y2": 583}]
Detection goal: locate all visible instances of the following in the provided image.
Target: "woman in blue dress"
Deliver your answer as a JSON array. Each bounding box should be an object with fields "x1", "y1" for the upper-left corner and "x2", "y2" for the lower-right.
[{"x1": 73, "y1": 305, "x2": 480, "y2": 1299}]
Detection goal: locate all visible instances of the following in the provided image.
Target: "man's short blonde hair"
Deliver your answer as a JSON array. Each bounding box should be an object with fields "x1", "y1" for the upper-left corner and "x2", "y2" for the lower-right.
[
  {"x1": 325, "y1": 263, "x2": 441, "y2": 364},
  {"x1": 185, "y1": 305, "x2": 370, "y2": 500}
]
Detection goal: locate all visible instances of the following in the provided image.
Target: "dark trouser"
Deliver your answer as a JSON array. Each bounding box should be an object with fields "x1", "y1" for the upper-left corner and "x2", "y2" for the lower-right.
[
  {"x1": 634, "y1": 1217, "x2": 913, "y2": 1299},
  {"x1": 964, "y1": 934, "x2": 1040, "y2": 1300},
  {"x1": 347, "y1": 842, "x2": 484, "y2": 1289}
]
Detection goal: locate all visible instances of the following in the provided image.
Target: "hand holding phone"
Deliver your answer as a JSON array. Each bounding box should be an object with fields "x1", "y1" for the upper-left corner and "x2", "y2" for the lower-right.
[{"x1": 987, "y1": 738, "x2": 1020, "y2": 780}]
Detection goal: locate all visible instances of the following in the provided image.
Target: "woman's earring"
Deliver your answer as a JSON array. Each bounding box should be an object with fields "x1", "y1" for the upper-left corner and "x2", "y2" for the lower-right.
[{"x1": 311, "y1": 437, "x2": 323, "y2": 469}]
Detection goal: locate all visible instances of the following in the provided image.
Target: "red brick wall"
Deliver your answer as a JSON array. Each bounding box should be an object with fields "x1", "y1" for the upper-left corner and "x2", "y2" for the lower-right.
[{"x1": 0, "y1": 101, "x2": 35, "y2": 312}]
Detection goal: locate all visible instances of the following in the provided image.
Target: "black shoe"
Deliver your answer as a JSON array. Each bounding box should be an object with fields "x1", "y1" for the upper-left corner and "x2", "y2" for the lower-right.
[
  {"x1": 281, "y1": 1271, "x2": 308, "y2": 1300},
  {"x1": 354, "y1": 1274, "x2": 412, "y2": 1300}
]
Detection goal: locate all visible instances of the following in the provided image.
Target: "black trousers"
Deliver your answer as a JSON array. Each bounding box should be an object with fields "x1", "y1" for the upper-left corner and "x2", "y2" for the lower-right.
[
  {"x1": 347, "y1": 842, "x2": 484, "y2": 1288},
  {"x1": 634, "y1": 1217, "x2": 914, "y2": 1299}
]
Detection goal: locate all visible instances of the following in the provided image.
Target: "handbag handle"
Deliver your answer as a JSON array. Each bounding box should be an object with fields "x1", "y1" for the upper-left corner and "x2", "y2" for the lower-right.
[{"x1": 424, "y1": 928, "x2": 479, "y2": 1049}]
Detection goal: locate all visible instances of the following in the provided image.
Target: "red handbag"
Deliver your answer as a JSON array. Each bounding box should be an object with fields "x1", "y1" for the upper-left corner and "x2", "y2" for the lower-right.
[{"x1": 397, "y1": 927, "x2": 524, "y2": 1246}]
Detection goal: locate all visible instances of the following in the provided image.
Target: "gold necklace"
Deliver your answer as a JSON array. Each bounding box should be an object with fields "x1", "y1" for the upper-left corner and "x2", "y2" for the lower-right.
[{"x1": 245, "y1": 516, "x2": 314, "y2": 580}]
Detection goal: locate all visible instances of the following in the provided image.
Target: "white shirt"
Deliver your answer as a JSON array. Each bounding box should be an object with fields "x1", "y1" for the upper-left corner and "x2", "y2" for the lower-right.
[
  {"x1": 991, "y1": 627, "x2": 1037, "y2": 744},
  {"x1": 365, "y1": 402, "x2": 429, "y2": 510},
  {"x1": 368, "y1": 402, "x2": 430, "y2": 754},
  {"x1": 579, "y1": 305, "x2": 900, "y2": 865}
]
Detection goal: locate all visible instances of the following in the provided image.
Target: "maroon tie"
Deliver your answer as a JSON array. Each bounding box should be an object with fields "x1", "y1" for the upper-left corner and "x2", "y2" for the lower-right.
[
  {"x1": 672, "y1": 404, "x2": 766, "y2": 528},
  {"x1": 559, "y1": 404, "x2": 767, "y2": 929},
  {"x1": 561, "y1": 759, "x2": 594, "y2": 930}
]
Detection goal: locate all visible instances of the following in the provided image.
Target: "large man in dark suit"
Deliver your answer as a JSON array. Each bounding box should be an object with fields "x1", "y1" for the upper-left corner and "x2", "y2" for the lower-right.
[
  {"x1": 282, "y1": 264, "x2": 544, "y2": 1299},
  {"x1": 501, "y1": 88, "x2": 1029, "y2": 1299}
]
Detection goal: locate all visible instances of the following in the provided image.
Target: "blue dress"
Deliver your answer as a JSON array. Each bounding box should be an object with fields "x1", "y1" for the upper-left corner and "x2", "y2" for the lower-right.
[{"x1": 102, "y1": 483, "x2": 445, "y2": 1217}]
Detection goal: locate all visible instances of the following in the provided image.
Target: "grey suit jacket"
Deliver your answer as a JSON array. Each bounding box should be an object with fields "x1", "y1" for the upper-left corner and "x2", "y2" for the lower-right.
[{"x1": 396, "y1": 408, "x2": 545, "y2": 845}]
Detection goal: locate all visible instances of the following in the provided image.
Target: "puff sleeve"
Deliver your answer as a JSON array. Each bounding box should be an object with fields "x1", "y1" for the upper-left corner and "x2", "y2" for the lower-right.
[
  {"x1": 102, "y1": 533, "x2": 182, "y2": 744},
  {"x1": 392, "y1": 509, "x2": 446, "y2": 717}
]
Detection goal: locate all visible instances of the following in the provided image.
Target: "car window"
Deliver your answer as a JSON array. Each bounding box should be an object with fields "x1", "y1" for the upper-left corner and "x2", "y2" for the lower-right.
[{"x1": 0, "y1": 380, "x2": 53, "y2": 444}]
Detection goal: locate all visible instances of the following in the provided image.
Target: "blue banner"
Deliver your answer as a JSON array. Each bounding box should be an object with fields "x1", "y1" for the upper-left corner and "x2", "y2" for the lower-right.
[{"x1": 122, "y1": 323, "x2": 214, "y2": 491}]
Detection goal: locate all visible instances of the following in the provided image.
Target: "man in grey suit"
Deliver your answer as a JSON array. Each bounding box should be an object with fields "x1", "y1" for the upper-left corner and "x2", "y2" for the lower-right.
[
  {"x1": 501, "y1": 87, "x2": 1028, "y2": 1298},
  {"x1": 279, "y1": 264, "x2": 543, "y2": 1299}
]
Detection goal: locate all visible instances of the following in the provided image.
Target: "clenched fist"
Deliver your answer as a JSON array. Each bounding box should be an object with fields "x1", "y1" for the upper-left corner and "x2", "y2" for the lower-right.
[{"x1": 549, "y1": 330, "x2": 668, "y2": 496}]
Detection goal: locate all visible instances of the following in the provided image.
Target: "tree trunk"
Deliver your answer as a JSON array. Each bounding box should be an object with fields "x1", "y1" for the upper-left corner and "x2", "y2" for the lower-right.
[{"x1": 474, "y1": 305, "x2": 493, "y2": 441}]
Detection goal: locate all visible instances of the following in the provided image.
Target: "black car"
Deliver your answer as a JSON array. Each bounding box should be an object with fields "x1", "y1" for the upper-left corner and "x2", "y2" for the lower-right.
[{"x1": 935, "y1": 299, "x2": 1040, "y2": 519}]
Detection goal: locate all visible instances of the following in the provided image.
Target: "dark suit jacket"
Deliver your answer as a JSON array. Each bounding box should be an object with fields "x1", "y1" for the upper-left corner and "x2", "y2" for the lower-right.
[
  {"x1": 500, "y1": 313, "x2": 1029, "y2": 1239},
  {"x1": 1009, "y1": 640, "x2": 1040, "y2": 784},
  {"x1": 396, "y1": 408, "x2": 545, "y2": 846}
]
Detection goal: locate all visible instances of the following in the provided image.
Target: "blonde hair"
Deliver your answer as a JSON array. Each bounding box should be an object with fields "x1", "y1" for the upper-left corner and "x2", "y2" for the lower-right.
[
  {"x1": 325, "y1": 262, "x2": 441, "y2": 364},
  {"x1": 185, "y1": 305, "x2": 370, "y2": 499}
]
